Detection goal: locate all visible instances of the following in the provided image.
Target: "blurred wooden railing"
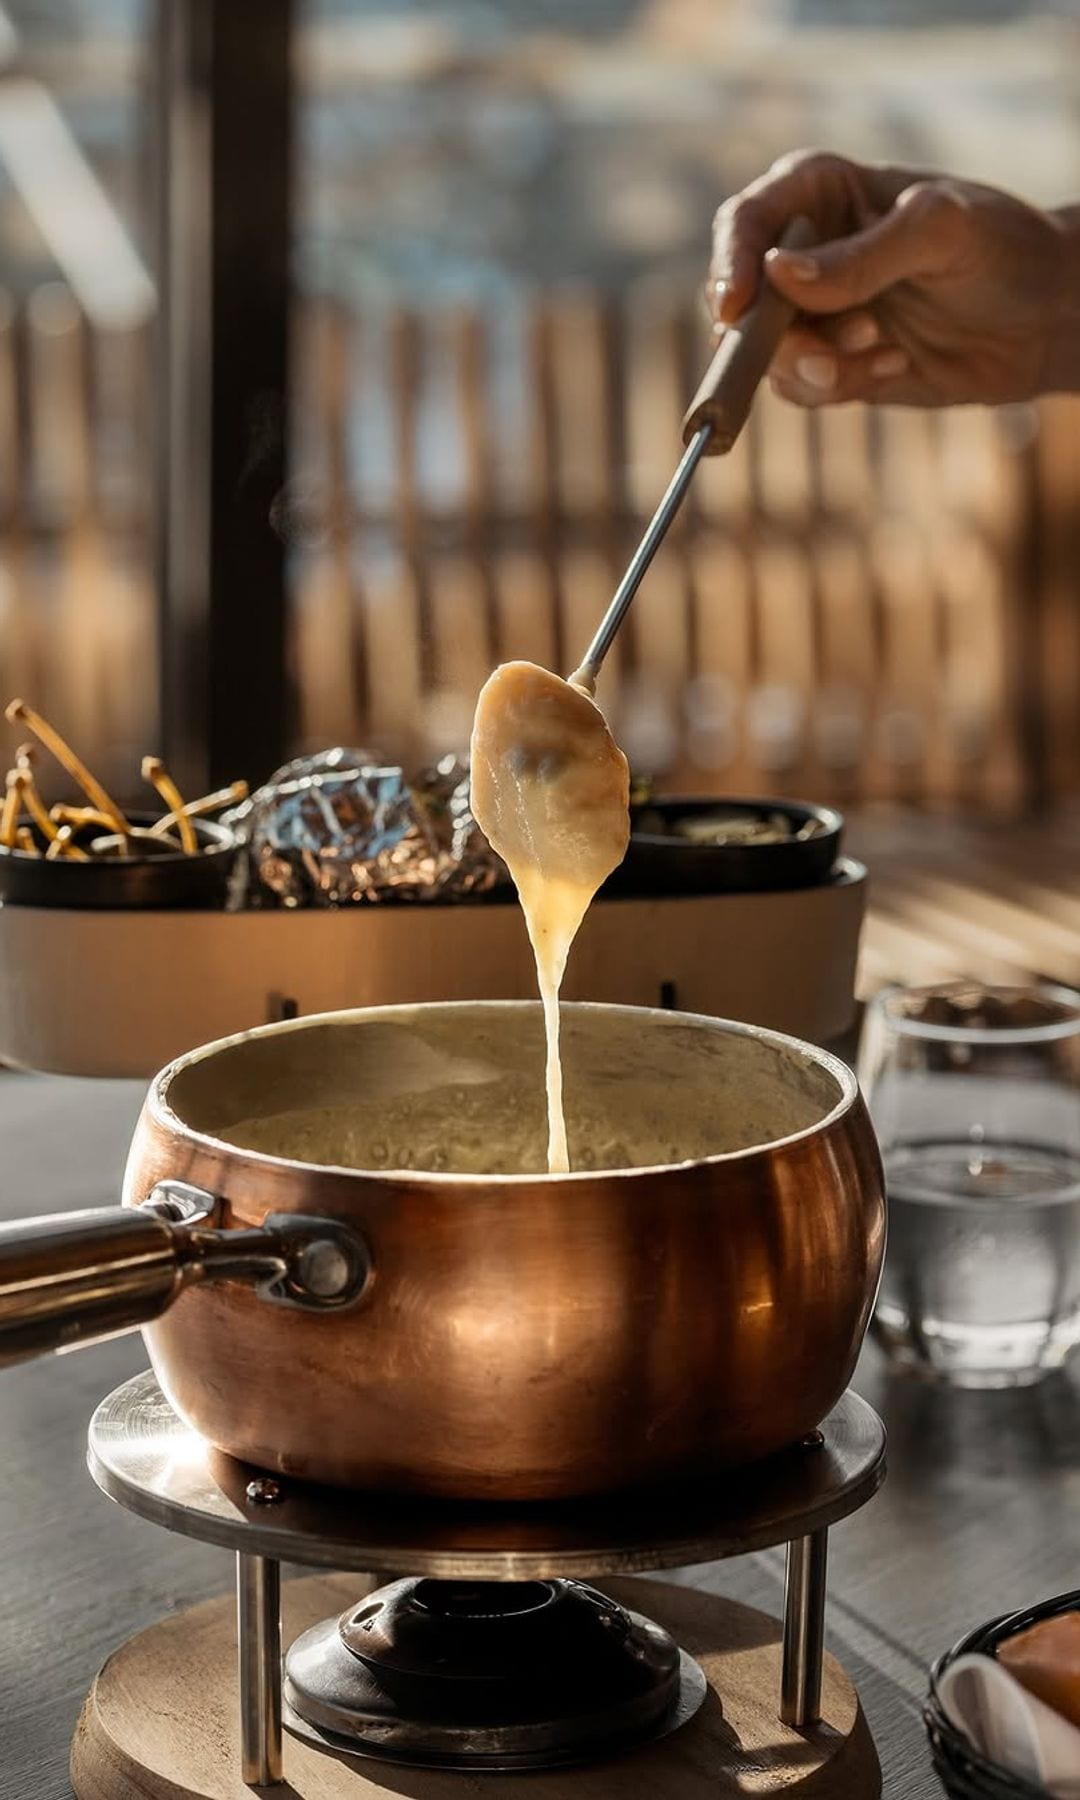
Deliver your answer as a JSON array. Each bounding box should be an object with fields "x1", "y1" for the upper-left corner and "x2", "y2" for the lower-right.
[
  {"x1": 2, "y1": 279, "x2": 1080, "y2": 813},
  {"x1": 0, "y1": 283, "x2": 155, "y2": 795},
  {"x1": 289, "y1": 291, "x2": 1079, "y2": 811}
]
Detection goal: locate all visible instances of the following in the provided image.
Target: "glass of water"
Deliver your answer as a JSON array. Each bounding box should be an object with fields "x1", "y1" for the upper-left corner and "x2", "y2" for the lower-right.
[{"x1": 858, "y1": 982, "x2": 1080, "y2": 1387}]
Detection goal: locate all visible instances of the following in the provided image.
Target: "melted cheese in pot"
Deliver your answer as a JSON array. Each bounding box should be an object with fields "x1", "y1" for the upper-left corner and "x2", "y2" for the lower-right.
[{"x1": 470, "y1": 661, "x2": 630, "y2": 1173}]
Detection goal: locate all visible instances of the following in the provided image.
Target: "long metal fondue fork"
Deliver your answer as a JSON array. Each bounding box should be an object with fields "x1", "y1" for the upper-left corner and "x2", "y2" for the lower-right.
[{"x1": 570, "y1": 217, "x2": 814, "y2": 693}]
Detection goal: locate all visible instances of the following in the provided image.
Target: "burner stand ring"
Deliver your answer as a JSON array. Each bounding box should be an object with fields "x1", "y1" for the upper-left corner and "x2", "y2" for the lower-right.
[
  {"x1": 281, "y1": 1575, "x2": 708, "y2": 1770},
  {"x1": 86, "y1": 1371, "x2": 885, "y2": 1788}
]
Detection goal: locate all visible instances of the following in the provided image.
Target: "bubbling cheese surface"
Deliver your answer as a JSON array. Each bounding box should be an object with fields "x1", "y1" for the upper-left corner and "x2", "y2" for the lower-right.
[{"x1": 470, "y1": 661, "x2": 630, "y2": 1173}]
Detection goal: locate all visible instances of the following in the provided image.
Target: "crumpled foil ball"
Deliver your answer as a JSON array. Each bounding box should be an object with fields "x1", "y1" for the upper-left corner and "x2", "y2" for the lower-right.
[{"x1": 224, "y1": 747, "x2": 508, "y2": 909}]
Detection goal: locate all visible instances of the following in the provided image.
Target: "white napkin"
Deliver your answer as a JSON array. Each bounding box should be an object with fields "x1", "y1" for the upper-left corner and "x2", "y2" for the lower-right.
[{"x1": 938, "y1": 1652, "x2": 1080, "y2": 1797}]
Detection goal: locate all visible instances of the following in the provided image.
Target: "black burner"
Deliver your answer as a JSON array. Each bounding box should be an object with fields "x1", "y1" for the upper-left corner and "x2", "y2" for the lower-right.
[{"x1": 283, "y1": 1575, "x2": 707, "y2": 1770}]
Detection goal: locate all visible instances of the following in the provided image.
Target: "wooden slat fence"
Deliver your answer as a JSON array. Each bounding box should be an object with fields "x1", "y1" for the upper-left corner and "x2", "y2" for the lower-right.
[
  {"x1": 2, "y1": 276, "x2": 1079, "y2": 815},
  {"x1": 0, "y1": 281, "x2": 154, "y2": 796},
  {"x1": 289, "y1": 288, "x2": 1079, "y2": 812}
]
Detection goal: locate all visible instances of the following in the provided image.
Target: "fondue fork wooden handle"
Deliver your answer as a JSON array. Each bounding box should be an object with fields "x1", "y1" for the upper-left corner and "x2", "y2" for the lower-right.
[
  {"x1": 681, "y1": 215, "x2": 817, "y2": 453},
  {"x1": 0, "y1": 1183, "x2": 371, "y2": 1366},
  {"x1": 570, "y1": 216, "x2": 816, "y2": 691}
]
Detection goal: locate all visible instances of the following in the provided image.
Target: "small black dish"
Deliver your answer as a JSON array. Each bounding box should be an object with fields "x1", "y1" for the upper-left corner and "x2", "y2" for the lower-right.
[
  {"x1": 0, "y1": 811, "x2": 237, "y2": 910},
  {"x1": 601, "y1": 796, "x2": 843, "y2": 899},
  {"x1": 926, "y1": 1587, "x2": 1080, "y2": 1798}
]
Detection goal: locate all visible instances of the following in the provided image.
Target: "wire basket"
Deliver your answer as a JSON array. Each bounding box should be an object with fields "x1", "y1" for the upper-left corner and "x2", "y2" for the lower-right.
[{"x1": 926, "y1": 1588, "x2": 1080, "y2": 1799}]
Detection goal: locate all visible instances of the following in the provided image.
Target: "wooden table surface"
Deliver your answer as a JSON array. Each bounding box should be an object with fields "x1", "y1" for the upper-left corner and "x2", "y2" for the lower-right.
[
  {"x1": 853, "y1": 805, "x2": 1080, "y2": 995},
  {"x1": 2, "y1": 1068, "x2": 1079, "y2": 1799}
]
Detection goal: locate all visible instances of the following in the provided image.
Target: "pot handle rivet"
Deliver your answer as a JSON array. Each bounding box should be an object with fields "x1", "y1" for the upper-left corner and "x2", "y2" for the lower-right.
[{"x1": 294, "y1": 1238, "x2": 358, "y2": 1301}]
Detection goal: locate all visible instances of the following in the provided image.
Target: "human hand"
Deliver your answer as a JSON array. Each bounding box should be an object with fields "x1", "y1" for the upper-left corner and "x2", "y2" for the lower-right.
[{"x1": 709, "y1": 151, "x2": 1080, "y2": 407}]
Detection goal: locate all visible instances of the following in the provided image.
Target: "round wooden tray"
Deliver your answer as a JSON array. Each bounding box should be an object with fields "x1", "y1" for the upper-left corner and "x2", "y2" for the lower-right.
[{"x1": 71, "y1": 1573, "x2": 882, "y2": 1799}]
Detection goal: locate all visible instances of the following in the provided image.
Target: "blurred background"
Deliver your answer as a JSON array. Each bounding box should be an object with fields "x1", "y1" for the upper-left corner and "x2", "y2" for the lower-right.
[{"x1": 2, "y1": 0, "x2": 1080, "y2": 815}]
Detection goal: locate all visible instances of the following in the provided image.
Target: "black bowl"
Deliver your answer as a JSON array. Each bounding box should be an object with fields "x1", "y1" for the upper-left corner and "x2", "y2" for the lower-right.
[
  {"x1": 0, "y1": 812, "x2": 237, "y2": 910},
  {"x1": 926, "y1": 1588, "x2": 1080, "y2": 1798},
  {"x1": 600, "y1": 796, "x2": 843, "y2": 899}
]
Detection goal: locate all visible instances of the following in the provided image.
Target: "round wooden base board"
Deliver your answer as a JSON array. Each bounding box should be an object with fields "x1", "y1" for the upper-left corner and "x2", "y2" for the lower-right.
[{"x1": 71, "y1": 1574, "x2": 881, "y2": 1800}]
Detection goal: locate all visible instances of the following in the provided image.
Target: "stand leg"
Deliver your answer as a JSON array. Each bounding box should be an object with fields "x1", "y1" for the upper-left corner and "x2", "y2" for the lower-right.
[
  {"x1": 237, "y1": 1552, "x2": 283, "y2": 1786},
  {"x1": 780, "y1": 1528, "x2": 828, "y2": 1729}
]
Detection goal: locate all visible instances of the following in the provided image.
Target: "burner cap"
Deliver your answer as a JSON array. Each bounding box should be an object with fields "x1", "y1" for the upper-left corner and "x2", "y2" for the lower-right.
[{"x1": 284, "y1": 1576, "x2": 706, "y2": 1771}]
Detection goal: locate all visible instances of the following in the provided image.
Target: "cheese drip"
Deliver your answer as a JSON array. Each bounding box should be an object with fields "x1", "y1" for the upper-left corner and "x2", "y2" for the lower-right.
[{"x1": 470, "y1": 661, "x2": 630, "y2": 1173}]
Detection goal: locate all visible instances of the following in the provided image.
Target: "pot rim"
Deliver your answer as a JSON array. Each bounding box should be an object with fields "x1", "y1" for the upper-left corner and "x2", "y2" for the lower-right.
[{"x1": 147, "y1": 999, "x2": 862, "y2": 1188}]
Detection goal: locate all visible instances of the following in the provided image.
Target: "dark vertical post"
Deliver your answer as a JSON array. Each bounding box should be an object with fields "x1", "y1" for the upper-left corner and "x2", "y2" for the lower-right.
[{"x1": 153, "y1": 0, "x2": 293, "y2": 792}]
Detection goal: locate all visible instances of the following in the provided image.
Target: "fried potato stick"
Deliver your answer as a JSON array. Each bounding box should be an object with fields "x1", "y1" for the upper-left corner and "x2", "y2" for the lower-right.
[
  {"x1": 148, "y1": 779, "x2": 248, "y2": 837},
  {"x1": 0, "y1": 771, "x2": 20, "y2": 847},
  {"x1": 15, "y1": 766, "x2": 58, "y2": 841},
  {"x1": 50, "y1": 804, "x2": 119, "y2": 832},
  {"x1": 141, "y1": 756, "x2": 197, "y2": 854},
  {"x1": 6, "y1": 700, "x2": 127, "y2": 833},
  {"x1": 45, "y1": 824, "x2": 88, "y2": 862}
]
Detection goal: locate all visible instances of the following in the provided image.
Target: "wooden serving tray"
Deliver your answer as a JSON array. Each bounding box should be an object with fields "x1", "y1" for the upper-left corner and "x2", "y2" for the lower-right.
[{"x1": 0, "y1": 862, "x2": 865, "y2": 1078}]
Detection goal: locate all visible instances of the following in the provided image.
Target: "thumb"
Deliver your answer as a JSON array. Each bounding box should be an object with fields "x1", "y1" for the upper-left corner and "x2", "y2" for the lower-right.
[{"x1": 764, "y1": 185, "x2": 944, "y2": 313}]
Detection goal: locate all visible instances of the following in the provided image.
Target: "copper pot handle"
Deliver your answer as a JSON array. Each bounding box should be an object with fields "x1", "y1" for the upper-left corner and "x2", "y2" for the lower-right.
[{"x1": 0, "y1": 1179, "x2": 372, "y2": 1367}]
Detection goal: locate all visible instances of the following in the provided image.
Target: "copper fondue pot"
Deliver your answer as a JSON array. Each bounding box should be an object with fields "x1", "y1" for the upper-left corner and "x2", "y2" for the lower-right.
[{"x1": 0, "y1": 1001, "x2": 884, "y2": 1501}]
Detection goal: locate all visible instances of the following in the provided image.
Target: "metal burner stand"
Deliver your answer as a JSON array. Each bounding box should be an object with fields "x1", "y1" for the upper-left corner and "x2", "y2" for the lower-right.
[{"x1": 87, "y1": 1370, "x2": 886, "y2": 1788}]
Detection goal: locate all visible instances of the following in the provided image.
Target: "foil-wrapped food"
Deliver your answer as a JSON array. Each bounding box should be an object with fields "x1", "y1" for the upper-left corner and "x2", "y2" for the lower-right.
[{"x1": 225, "y1": 749, "x2": 507, "y2": 908}]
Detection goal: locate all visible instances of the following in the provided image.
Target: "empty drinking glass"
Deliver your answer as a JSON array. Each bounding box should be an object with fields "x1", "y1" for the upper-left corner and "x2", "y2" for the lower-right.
[{"x1": 858, "y1": 982, "x2": 1080, "y2": 1387}]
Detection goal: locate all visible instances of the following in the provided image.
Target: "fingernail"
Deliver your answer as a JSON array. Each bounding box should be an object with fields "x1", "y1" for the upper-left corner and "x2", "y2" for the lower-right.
[
  {"x1": 710, "y1": 278, "x2": 729, "y2": 322},
  {"x1": 795, "y1": 353, "x2": 837, "y2": 392},
  {"x1": 871, "y1": 348, "x2": 908, "y2": 380},
  {"x1": 837, "y1": 315, "x2": 878, "y2": 353},
  {"x1": 770, "y1": 249, "x2": 819, "y2": 281}
]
